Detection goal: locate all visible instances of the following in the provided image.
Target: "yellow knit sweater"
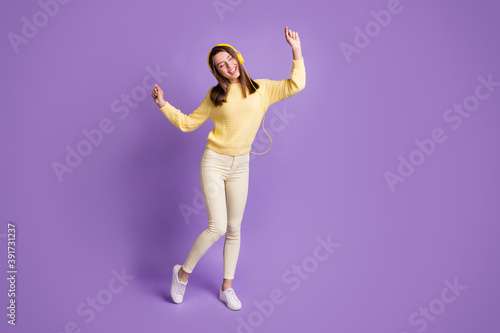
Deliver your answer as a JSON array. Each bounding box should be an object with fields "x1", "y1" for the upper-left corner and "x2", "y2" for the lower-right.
[{"x1": 159, "y1": 58, "x2": 306, "y2": 156}]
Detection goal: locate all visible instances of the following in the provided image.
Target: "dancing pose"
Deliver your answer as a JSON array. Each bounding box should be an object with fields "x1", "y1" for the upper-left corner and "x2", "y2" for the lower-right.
[{"x1": 151, "y1": 26, "x2": 305, "y2": 311}]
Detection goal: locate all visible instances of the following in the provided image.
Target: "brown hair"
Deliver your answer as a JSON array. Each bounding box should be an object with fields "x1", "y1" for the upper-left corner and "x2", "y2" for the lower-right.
[{"x1": 208, "y1": 45, "x2": 260, "y2": 107}]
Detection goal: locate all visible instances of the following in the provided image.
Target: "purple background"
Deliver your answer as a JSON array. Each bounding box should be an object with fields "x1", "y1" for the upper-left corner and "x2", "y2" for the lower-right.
[{"x1": 1, "y1": 0, "x2": 499, "y2": 332}]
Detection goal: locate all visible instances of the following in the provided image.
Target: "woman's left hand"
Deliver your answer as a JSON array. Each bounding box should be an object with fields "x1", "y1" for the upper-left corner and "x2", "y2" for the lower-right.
[{"x1": 285, "y1": 26, "x2": 301, "y2": 49}]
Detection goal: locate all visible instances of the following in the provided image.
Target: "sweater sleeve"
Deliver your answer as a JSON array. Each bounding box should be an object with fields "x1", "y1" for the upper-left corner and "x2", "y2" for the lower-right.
[
  {"x1": 158, "y1": 89, "x2": 212, "y2": 132},
  {"x1": 263, "y1": 57, "x2": 306, "y2": 107}
]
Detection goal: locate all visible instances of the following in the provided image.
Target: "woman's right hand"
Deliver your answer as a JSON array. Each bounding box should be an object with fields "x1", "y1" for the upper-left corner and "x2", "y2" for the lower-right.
[{"x1": 151, "y1": 84, "x2": 166, "y2": 108}]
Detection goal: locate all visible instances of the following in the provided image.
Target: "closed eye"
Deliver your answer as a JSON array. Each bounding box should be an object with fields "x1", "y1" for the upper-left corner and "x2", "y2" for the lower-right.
[{"x1": 218, "y1": 55, "x2": 233, "y2": 68}]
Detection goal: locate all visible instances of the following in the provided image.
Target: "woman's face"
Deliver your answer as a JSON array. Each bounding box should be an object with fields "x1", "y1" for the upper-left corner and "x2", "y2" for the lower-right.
[{"x1": 213, "y1": 51, "x2": 240, "y2": 83}]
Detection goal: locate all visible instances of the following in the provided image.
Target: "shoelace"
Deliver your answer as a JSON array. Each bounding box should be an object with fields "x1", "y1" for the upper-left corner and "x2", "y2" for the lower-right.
[
  {"x1": 224, "y1": 289, "x2": 239, "y2": 303},
  {"x1": 175, "y1": 282, "x2": 186, "y2": 295}
]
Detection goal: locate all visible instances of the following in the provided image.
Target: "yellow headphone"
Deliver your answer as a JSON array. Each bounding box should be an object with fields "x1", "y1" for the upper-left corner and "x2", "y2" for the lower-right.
[{"x1": 207, "y1": 44, "x2": 272, "y2": 155}]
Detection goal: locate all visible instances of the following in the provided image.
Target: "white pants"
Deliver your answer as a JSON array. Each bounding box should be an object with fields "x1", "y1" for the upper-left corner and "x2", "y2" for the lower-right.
[{"x1": 182, "y1": 148, "x2": 250, "y2": 280}]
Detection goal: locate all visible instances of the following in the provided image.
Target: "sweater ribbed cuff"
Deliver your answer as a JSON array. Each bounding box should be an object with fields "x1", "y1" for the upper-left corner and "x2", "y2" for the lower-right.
[
  {"x1": 159, "y1": 101, "x2": 170, "y2": 110},
  {"x1": 292, "y1": 57, "x2": 304, "y2": 68}
]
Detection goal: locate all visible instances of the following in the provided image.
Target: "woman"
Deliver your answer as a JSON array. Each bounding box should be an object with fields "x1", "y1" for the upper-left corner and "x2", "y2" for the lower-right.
[{"x1": 151, "y1": 26, "x2": 305, "y2": 311}]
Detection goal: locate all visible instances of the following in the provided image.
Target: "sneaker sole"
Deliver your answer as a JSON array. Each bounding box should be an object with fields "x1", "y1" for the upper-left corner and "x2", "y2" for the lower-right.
[{"x1": 219, "y1": 292, "x2": 242, "y2": 311}]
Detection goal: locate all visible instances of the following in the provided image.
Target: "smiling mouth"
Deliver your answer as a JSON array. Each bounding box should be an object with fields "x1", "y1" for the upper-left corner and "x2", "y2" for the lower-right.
[{"x1": 228, "y1": 66, "x2": 237, "y2": 75}]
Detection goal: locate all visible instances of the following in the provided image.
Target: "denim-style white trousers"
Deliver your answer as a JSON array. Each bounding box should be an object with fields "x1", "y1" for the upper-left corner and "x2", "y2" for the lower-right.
[{"x1": 182, "y1": 148, "x2": 250, "y2": 280}]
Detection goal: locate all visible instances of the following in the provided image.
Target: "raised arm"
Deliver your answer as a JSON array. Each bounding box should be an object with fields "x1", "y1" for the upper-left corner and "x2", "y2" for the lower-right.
[
  {"x1": 264, "y1": 27, "x2": 306, "y2": 106},
  {"x1": 152, "y1": 84, "x2": 211, "y2": 132}
]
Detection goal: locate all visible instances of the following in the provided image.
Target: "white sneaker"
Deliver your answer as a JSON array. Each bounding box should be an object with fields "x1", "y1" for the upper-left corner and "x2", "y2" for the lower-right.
[
  {"x1": 219, "y1": 288, "x2": 242, "y2": 311},
  {"x1": 171, "y1": 264, "x2": 188, "y2": 303}
]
